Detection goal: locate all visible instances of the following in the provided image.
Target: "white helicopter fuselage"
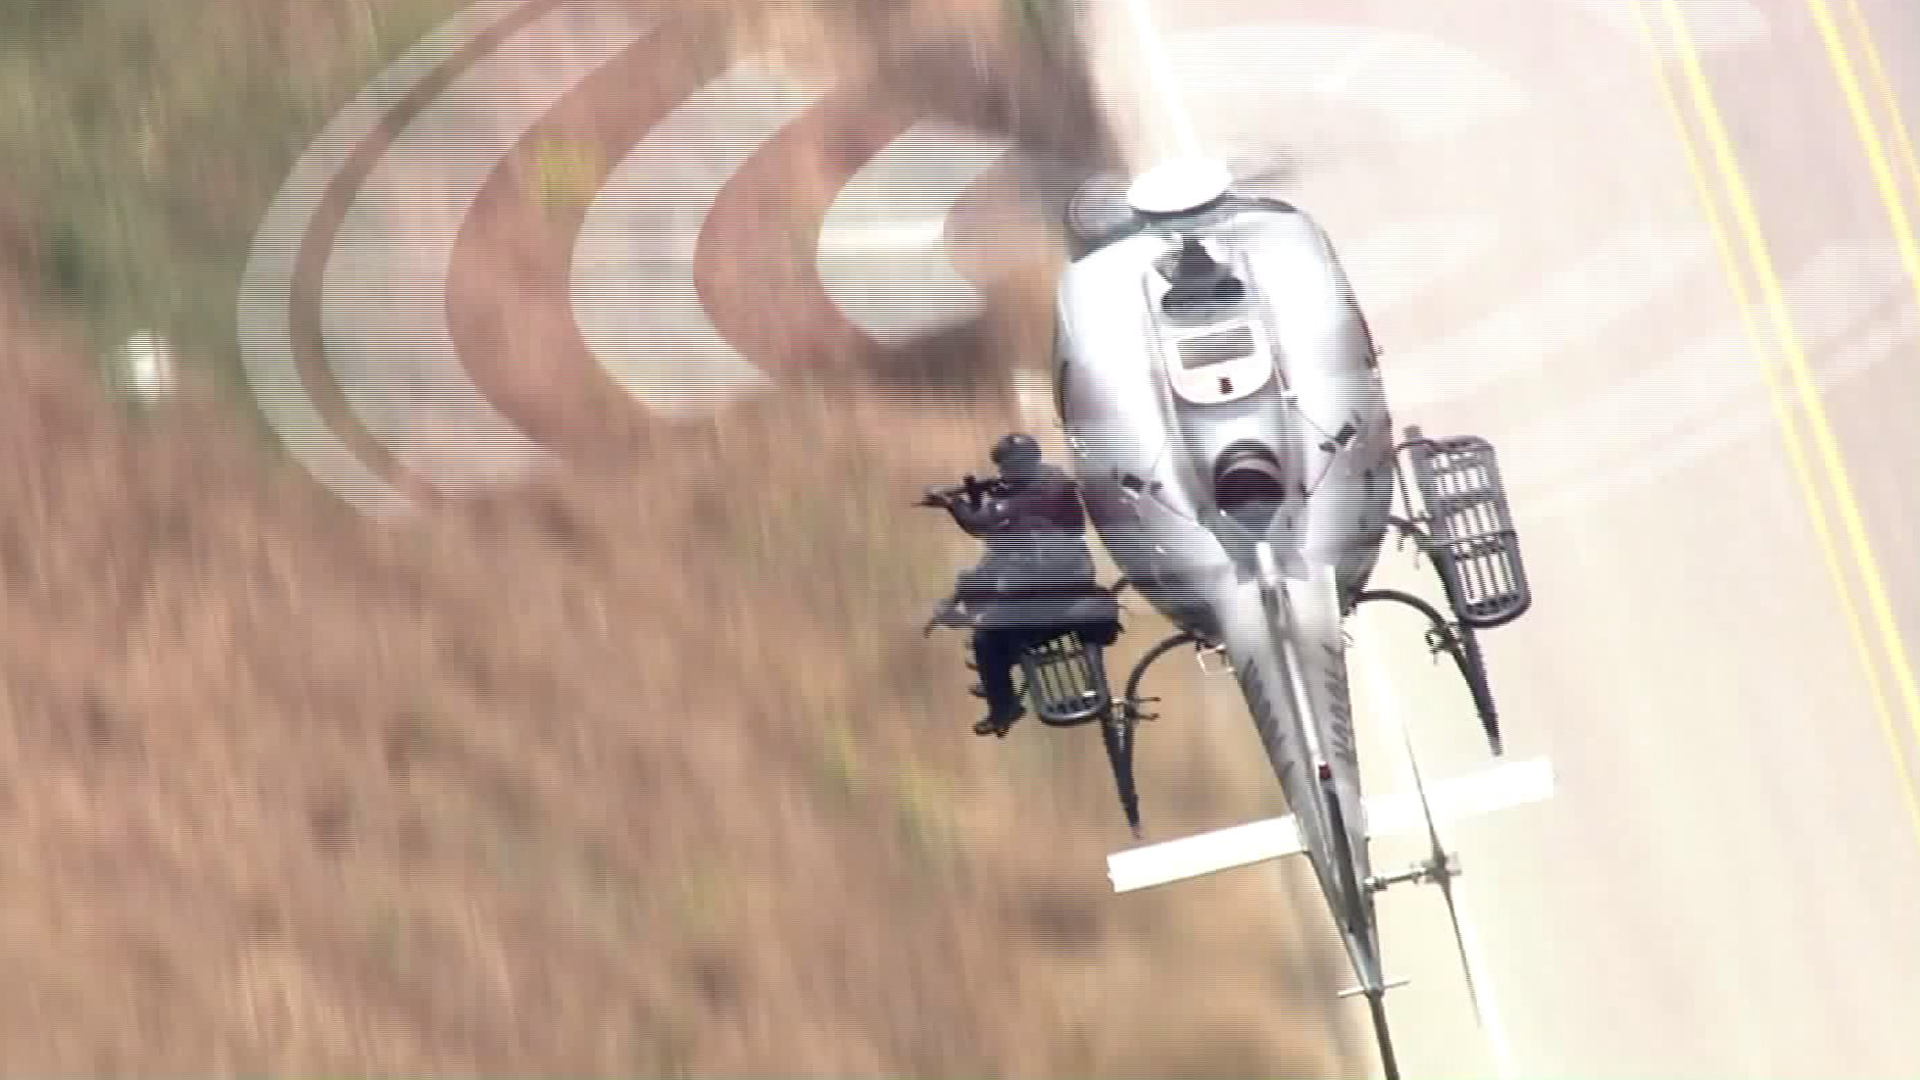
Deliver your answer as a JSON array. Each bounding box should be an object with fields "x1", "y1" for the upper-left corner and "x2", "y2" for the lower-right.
[
  {"x1": 1055, "y1": 165, "x2": 1549, "y2": 1080},
  {"x1": 1053, "y1": 189, "x2": 1397, "y2": 957},
  {"x1": 1056, "y1": 196, "x2": 1398, "y2": 620}
]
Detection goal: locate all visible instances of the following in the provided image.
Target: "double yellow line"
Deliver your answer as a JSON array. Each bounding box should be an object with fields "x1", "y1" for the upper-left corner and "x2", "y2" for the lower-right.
[
  {"x1": 1628, "y1": 0, "x2": 1920, "y2": 840},
  {"x1": 1808, "y1": 0, "x2": 1920, "y2": 283}
]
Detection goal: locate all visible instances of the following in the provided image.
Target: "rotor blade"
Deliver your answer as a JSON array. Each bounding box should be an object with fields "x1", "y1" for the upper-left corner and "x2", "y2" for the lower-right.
[
  {"x1": 1223, "y1": 147, "x2": 1303, "y2": 191},
  {"x1": 1432, "y1": 853, "x2": 1485, "y2": 1030},
  {"x1": 1399, "y1": 720, "x2": 1488, "y2": 1029},
  {"x1": 1399, "y1": 719, "x2": 1448, "y2": 873}
]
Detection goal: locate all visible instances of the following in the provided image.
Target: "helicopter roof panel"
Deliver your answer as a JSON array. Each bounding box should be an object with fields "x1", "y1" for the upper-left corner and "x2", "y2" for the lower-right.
[
  {"x1": 1064, "y1": 205, "x2": 1336, "y2": 311},
  {"x1": 1125, "y1": 158, "x2": 1234, "y2": 217},
  {"x1": 1059, "y1": 205, "x2": 1364, "y2": 390}
]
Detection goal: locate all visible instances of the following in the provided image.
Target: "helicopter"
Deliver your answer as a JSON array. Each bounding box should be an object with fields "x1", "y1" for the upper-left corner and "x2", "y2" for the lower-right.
[{"x1": 915, "y1": 154, "x2": 1556, "y2": 1078}]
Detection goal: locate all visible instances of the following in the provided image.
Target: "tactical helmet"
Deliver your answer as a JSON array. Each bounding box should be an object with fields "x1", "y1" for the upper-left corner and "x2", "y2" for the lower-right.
[{"x1": 991, "y1": 432, "x2": 1042, "y2": 471}]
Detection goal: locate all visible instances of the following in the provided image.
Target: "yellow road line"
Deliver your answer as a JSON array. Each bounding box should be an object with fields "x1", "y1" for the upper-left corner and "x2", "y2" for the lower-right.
[
  {"x1": 1834, "y1": 0, "x2": 1920, "y2": 225},
  {"x1": 1808, "y1": 0, "x2": 1920, "y2": 776},
  {"x1": 1806, "y1": 0, "x2": 1920, "y2": 285},
  {"x1": 1762, "y1": 0, "x2": 1920, "y2": 759},
  {"x1": 1629, "y1": 0, "x2": 1920, "y2": 838},
  {"x1": 1656, "y1": 0, "x2": 1920, "y2": 747}
]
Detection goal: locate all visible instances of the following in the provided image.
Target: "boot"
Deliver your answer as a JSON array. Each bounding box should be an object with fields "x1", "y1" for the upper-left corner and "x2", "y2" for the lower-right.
[{"x1": 973, "y1": 703, "x2": 1025, "y2": 738}]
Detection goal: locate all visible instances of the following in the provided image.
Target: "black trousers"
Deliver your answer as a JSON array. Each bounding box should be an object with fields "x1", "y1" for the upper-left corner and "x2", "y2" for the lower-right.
[{"x1": 970, "y1": 626, "x2": 1055, "y2": 720}]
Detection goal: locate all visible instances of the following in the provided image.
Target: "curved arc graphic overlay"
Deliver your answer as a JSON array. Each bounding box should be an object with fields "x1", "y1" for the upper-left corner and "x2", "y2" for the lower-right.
[
  {"x1": 441, "y1": 13, "x2": 734, "y2": 459},
  {"x1": 1551, "y1": 0, "x2": 1770, "y2": 56},
  {"x1": 572, "y1": 60, "x2": 825, "y2": 417},
  {"x1": 1159, "y1": 24, "x2": 1531, "y2": 144},
  {"x1": 1518, "y1": 238, "x2": 1916, "y2": 519},
  {"x1": 812, "y1": 21, "x2": 1534, "y2": 364},
  {"x1": 1339, "y1": 217, "x2": 1504, "y2": 312},
  {"x1": 1081, "y1": 11, "x2": 1829, "y2": 524},
  {"x1": 1382, "y1": 223, "x2": 1717, "y2": 411},
  {"x1": 324, "y1": 0, "x2": 657, "y2": 492},
  {"x1": 684, "y1": 83, "x2": 907, "y2": 387},
  {"x1": 1154, "y1": 21, "x2": 1536, "y2": 336},
  {"x1": 816, "y1": 121, "x2": 1015, "y2": 347},
  {"x1": 238, "y1": 0, "x2": 543, "y2": 516},
  {"x1": 244, "y1": 0, "x2": 1789, "y2": 518}
]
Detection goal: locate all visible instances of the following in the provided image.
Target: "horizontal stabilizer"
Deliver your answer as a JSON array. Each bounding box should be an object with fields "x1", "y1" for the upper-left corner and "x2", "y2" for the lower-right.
[
  {"x1": 1361, "y1": 754, "x2": 1555, "y2": 838},
  {"x1": 1107, "y1": 756, "x2": 1554, "y2": 893}
]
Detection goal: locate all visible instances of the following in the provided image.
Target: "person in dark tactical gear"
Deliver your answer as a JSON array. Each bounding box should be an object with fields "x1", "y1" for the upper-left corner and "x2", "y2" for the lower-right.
[{"x1": 920, "y1": 432, "x2": 1120, "y2": 737}]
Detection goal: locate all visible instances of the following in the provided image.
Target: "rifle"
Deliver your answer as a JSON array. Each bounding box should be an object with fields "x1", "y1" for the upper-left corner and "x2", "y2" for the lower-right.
[{"x1": 914, "y1": 473, "x2": 1007, "y2": 509}]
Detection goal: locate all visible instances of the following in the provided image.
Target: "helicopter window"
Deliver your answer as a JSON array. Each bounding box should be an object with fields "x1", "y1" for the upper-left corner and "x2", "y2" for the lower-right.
[
  {"x1": 1161, "y1": 276, "x2": 1247, "y2": 324},
  {"x1": 1177, "y1": 324, "x2": 1257, "y2": 370}
]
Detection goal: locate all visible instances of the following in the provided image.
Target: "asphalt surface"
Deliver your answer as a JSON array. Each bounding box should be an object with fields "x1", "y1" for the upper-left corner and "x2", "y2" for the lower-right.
[{"x1": 1071, "y1": 0, "x2": 1920, "y2": 1074}]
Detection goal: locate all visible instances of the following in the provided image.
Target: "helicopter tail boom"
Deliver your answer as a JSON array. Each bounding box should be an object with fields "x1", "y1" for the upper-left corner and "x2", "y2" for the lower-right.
[{"x1": 1106, "y1": 755, "x2": 1553, "y2": 893}]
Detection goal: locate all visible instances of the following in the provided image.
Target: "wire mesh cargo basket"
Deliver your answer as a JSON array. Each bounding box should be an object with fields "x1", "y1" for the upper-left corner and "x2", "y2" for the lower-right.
[
  {"x1": 1406, "y1": 434, "x2": 1532, "y2": 629},
  {"x1": 1021, "y1": 632, "x2": 1114, "y2": 726}
]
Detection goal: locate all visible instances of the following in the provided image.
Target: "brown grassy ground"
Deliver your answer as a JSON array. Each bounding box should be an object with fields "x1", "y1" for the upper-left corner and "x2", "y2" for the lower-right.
[
  {"x1": 0, "y1": 0, "x2": 1353, "y2": 1074},
  {"x1": 0, "y1": 285, "x2": 1345, "y2": 1074}
]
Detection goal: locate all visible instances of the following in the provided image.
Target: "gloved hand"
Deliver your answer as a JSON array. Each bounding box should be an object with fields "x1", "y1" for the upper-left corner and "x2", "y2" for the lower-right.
[{"x1": 923, "y1": 597, "x2": 967, "y2": 636}]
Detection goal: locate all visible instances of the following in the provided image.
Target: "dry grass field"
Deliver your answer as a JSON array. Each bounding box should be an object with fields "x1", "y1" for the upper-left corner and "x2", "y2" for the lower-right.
[{"x1": 0, "y1": 0, "x2": 1353, "y2": 1073}]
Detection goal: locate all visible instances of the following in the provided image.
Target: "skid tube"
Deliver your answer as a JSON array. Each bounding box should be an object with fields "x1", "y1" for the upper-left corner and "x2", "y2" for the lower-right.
[
  {"x1": 1100, "y1": 629, "x2": 1205, "y2": 838},
  {"x1": 1356, "y1": 582, "x2": 1504, "y2": 756}
]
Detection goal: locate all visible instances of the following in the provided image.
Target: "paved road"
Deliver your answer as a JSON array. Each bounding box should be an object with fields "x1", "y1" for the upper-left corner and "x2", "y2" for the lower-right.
[{"x1": 1072, "y1": 0, "x2": 1920, "y2": 1074}]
